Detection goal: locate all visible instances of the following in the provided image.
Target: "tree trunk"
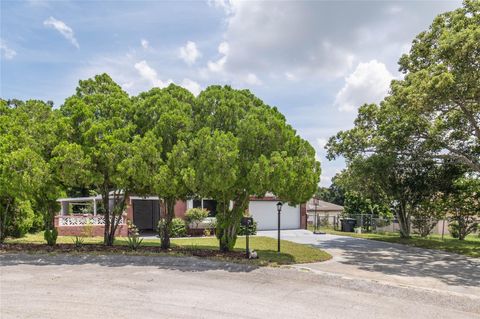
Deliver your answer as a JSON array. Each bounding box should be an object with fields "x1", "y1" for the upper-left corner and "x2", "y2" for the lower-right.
[
  {"x1": 0, "y1": 198, "x2": 12, "y2": 243},
  {"x1": 103, "y1": 189, "x2": 112, "y2": 246},
  {"x1": 160, "y1": 197, "x2": 175, "y2": 249},
  {"x1": 216, "y1": 192, "x2": 249, "y2": 252},
  {"x1": 396, "y1": 201, "x2": 411, "y2": 238}
]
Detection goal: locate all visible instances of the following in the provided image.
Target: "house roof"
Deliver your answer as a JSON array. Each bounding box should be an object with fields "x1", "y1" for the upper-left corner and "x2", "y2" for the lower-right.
[{"x1": 307, "y1": 199, "x2": 343, "y2": 212}]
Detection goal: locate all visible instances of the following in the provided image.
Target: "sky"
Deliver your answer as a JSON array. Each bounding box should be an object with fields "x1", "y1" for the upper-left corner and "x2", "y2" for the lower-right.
[{"x1": 0, "y1": 0, "x2": 462, "y2": 186}]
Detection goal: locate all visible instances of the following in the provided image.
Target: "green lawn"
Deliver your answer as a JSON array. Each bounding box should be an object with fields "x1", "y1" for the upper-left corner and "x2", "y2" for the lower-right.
[
  {"x1": 4, "y1": 233, "x2": 331, "y2": 266},
  {"x1": 309, "y1": 226, "x2": 480, "y2": 258}
]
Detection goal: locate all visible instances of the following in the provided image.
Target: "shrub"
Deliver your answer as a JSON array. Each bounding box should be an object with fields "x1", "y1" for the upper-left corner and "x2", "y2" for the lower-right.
[
  {"x1": 5, "y1": 199, "x2": 35, "y2": 238},
  {"x1": 127, "y1": 235, "x2": 143, "y2": 250},
  {"x1": 238, "y1": 219, "x2": 257, "y2": 235},
  {"x1": 158, "y1": 218, "x2": 187, "y2": 239},
  {"x1": 171, "y1": 218, "x2": 187, "y2": 237},
  {"x1": 126, "y1": 221, "x2": 143, "y2": 250},
  {"x1": 44, "y1": 228, "x2": 58, "y2": 246},
  {"x1": 185, "y1": 208, "x2": 209, "y2": 229},
  {"x1": 449, "y1": 221, "x2": 460, "y2": 238},
  {"x1": 73, "y1": 236, "x2": 84, "y2": 248}
]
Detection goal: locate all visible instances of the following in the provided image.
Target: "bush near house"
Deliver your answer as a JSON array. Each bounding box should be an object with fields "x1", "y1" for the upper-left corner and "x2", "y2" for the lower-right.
[
  {"x1": 185, "y1": 208, "x2": 209, "y2": 229},
  {"x1": 158, "y1": 218, "x2": 187, "y2": 238}
]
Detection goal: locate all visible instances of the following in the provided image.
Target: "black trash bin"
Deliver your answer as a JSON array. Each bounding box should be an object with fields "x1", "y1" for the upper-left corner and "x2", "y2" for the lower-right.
[{"x1": 340, "y1": 218, "x2": 357, "y2": 232}]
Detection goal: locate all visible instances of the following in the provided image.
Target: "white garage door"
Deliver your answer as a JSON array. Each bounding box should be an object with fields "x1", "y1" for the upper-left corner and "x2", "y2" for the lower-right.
[{"x1": 248, "y1": 201, "x2": 300, "y2": 230}]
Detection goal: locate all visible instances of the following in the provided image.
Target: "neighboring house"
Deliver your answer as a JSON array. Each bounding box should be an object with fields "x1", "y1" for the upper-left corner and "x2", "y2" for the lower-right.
[
  {"x1": 306, "y1": 199, "x2": 344, "y2": 226},
  {"x1": 55, "y1": 194, "x2": 308, "y2": 236}
]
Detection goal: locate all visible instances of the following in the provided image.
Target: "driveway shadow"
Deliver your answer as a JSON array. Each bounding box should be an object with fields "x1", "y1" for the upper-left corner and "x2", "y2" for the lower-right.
[
  {"x1": 0, "y1": 253, "x2": 259, "y2": 273},
  {"x1": 313, "y1": 236, "x2": 480, "y2": 287}
]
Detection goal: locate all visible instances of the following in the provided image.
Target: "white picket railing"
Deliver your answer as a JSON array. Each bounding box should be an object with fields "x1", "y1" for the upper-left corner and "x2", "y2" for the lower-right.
[{"x1": 58, "y1": 215, "x2": 125, "y2": 226}]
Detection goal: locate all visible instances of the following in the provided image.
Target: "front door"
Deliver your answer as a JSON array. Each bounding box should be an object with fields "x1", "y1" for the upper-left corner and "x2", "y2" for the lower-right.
[{"x1": 133, "y1": 200, "x2": 160, "y2": 230}]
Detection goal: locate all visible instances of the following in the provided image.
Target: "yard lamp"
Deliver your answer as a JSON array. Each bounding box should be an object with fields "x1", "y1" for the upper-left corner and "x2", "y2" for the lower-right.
[{"x1": 276, "y1": 201, "x2": 283, "y2": 253}]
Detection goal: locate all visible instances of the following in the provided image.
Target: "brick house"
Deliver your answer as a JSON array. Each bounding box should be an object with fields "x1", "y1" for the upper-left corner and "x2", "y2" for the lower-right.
[{"x1": 54, "y1": 194, "x2": 308, "y2": 236}]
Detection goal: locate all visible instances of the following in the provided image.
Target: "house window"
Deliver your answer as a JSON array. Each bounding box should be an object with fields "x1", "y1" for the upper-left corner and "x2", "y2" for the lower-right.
[{"x1": 192, "y1": 199, "x2": 217, "y2": 217}]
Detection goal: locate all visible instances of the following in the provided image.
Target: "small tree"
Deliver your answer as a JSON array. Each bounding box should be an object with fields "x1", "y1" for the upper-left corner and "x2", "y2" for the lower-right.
[
  {"x1": 443, "y1": 177, "x2": 480, "y2": 240},
  {"x1": 185, "y1": 208, "x2": 209, "y2": 229}
]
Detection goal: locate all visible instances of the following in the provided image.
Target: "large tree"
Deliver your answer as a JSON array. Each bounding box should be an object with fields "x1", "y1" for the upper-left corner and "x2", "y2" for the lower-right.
[
  {"x1": 395, "y1": 0, "x2": 479, "y2": 172},
  {"x1": 327, "y1": 1, "x2": 478, "y2": 237},
  {"x1": 0, "y1": 98, "x2": 68, "y2": 241},
  {"x1": 132, "y1": 85, "x2": 194, "y2": 249},
  {"x1": 53, "y1": 74, "x2": 142, "y2": 245},
  {"x1": 181, "y1": 86, "x2": 320, "y2": 251}
]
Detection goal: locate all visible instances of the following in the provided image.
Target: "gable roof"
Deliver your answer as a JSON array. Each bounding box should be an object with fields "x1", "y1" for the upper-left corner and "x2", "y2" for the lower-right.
[{"x1": 307, "y1": 199, "x2": 343, "y2": 212}]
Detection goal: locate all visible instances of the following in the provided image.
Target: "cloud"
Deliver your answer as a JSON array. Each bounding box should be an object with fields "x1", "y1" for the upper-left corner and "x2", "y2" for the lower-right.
[
  {"x1": 0, "y1": 39, "x2": 16, "y2": 59},
  {"x1": 207, "y1": 41, "x2": 229, "y2": 73},
  {"x1": 181, "y1": 78, "x2": 201, "y2": 96},
  {"x1": 335, "y1": 60, "x2": 394, "y2": 112},
  {"x1": 179, "y1": 41, "x2": 201, "y2": 65},
  {"x1": 43, "y1": 16, "x2": 79, "y2": 48},
  {"x1": 316, "y1": 137, "x2": 327, "y2": 149},
  {"x1": 134, "y1": 60, "x2": 172, "y2": 88},
  {"x1": 285, "y1": 72, "x2": 297, "y2": 81},
  {"x1": 209, "y1": 1, "x2": 459, "y2": 80},
  {"x1": 141, "y1": 39, "x2": 149, "y2": 49},
  {"x1": 244, "y1": 73, "x2": 262, "y2": 85}
]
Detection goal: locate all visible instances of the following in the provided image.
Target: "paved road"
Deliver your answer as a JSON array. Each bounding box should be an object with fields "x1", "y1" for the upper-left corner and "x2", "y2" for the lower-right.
[
  {"x1": 1, "y1": 253, "x2": 479, "y2": 319},
  {"x1": 258, "y1": 229, "x2": 480, "y2": 297}
]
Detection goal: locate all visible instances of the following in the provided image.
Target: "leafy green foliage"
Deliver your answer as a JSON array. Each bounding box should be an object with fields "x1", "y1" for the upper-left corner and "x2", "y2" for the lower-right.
[
  {"x1": 185, "y1": 208, "x2": 209, "y2": 229},
  {"x1": 44, "y1": 228, "x2": 58, "y2": 246},
  {"x1": 73, "y1": 236, "x2": 85, "y2": 248},
  {"x1": 180, "y1": 86, "x2": 320, "y2": 251},
  {"x1": 238, "y1": 220, "x2": 257, "y2": 235},
  {"x1": 158, "y1": 218, "x2": 187, "y2": 240},
  {"x1": 326, "y1": 2, "x2": 478, "y2": 238}
]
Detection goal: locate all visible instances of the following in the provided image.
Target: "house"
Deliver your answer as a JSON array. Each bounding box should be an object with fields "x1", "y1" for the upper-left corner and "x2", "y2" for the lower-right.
[
  {"x1": 306, "y1": 199, "x2": 344, "y2": 226},
  {"x1": 54, "y1": 194, "x2": 308, "y2": 236}
]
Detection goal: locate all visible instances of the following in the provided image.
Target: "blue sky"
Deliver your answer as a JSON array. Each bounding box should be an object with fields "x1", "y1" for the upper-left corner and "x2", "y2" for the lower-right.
[{"x1": 0, "y1": 0, "x2": 461, "y2": 186}]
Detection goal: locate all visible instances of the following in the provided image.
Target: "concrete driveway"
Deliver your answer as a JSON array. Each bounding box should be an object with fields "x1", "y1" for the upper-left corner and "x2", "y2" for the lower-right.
[
  {"x1": 257, "y1": 229, "x2": 480, "y2": 297},
  {"x1": 1, "y1": 253, "x2": 479, "y2": 319}
]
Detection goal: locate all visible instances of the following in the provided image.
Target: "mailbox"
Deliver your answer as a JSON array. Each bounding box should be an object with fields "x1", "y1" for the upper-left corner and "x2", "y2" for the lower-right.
[{"x1": 241, "y1": 217, "x2": 253, "y2": 226}]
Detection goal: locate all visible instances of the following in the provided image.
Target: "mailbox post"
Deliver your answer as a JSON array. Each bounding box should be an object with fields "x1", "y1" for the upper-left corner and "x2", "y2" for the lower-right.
[
  {"x1": 241, "y1": 217, "x2": 253, "y2": 258},
  {"x1": 276, "y1": 202, "x2": 283, "y2": 253}
]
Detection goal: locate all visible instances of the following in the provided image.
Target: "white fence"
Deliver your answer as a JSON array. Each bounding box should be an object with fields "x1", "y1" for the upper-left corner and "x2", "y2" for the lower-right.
[{"x1": 58, "y1": 215, "x2": 125, "y2": 226}]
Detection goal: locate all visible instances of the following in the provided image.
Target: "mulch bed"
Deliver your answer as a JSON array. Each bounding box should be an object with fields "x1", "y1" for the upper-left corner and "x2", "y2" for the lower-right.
[{"x1": 0, "y1": 243, "x2": 246, "y2": 260}]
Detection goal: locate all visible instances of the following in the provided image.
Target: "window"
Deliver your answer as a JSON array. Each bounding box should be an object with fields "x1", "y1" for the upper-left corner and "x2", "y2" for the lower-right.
[{"x1": 192, "y1": 198, "x2": 217, "y2": 217}]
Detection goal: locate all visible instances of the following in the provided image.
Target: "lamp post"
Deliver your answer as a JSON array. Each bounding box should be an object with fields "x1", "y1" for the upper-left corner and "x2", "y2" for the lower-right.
[
  {"x1": 277, "y1": 201, "x2": 283, "y2": 253},
  {"x1": 313, "y1": 197, "x2": 319, "y2": 234}
]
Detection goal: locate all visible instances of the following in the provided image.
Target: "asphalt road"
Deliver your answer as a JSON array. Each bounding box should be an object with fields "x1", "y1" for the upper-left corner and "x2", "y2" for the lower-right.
[
  {"x1": 258, "y1": 229, "x2": 480, "y2": 297},
  {"x1": 1, "y1": 253, "x2": 479, "y2": 319}
]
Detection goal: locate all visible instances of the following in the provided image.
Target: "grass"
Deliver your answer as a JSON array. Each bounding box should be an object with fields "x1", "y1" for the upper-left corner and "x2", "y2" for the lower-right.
[
  {"x1": 4, "y1": 233, "x2": 331, "y2": 266},
  {"x1": 309, "y1": 225, "x2": 480, "y2": 258}
]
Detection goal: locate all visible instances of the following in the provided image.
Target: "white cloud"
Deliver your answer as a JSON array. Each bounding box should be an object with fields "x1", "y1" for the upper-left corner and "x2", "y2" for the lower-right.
[
  {"x1": 43, "y1": 16, "x2": 79, "y2": 48},
  {"x1": 244, "y1": 73, "x2": 262, "y2": 85},
  {"x1": 141, "y1": 39, "x2": 149, "y2": 49},
  {"x1": 179, "y1": 41, "x2": 201, "y2": 65},
  {"x1": 0, "y1": 39, "x2": 16, "y2": 59},
  {"x1": 317, "y1": 137, "x2": 327, "y2": 149},
  {"x1": 207, "y1": 41, "x2": 229, "y2": 73},
  {"x1": 218, "y1": 41, "x2": 229, "y2": 55},
  {"x1": 335, "y1": 60, "x2": 394, "y2": 112},
  {"x1": 285, "y1": 72, "x2": 297, "y2": 81},
  {"x1": 207, "y1": 0, "x2": 234, "y2": 14},
  {"x1": 181, "y1": 78, "x2": 201, "y2": 96},
  {"x1": 209, "y1": 1, "x2": 459, "y2": 81},
  {"x1": 134, "y1": 60, "x2": 172, "y2": 88}
]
